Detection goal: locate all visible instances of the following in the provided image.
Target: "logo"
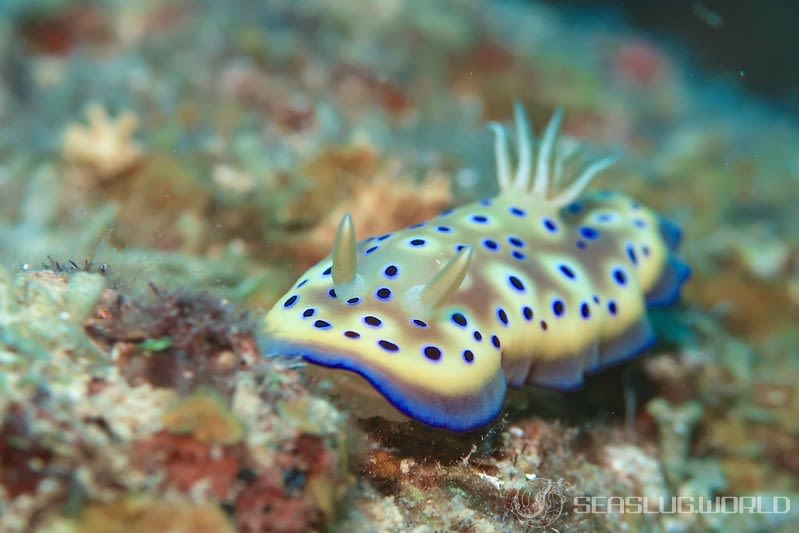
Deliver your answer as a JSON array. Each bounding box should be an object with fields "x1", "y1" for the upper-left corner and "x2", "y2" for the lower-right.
[{"x1": 509, "y1": 477, "x2": 571, "y2": 530}]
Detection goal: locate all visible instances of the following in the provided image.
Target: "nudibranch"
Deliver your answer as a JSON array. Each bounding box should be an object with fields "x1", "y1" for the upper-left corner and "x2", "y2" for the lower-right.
[{"x1": 263, "y1": 104, "x2": 690, "y2": 432}]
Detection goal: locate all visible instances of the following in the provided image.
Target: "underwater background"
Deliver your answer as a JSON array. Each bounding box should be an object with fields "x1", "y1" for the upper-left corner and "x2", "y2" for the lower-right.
[{"x1": 0, "y1": 0, "x2": 797, "y2": 531}]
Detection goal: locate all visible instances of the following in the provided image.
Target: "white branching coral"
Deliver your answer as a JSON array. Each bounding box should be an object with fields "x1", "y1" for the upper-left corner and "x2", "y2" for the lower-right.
[{"x1": 62, "y1": 104, "x2": 143, "y2": 181}]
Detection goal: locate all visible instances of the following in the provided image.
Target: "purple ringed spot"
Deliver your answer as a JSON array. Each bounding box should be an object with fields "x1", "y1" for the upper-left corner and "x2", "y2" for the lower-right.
[
  {"x1": 522, "y1": 306, "x2": 534, "y2": 321},
  {"x1": 613, "y1": 268, "x2": 627, "y2": 286},
  {"x1": 558, "y1": 264, "x2": 576, "y2": 280},
  {"x1": 580, "y1": 302, "x2": 591, "y2": 319},
  {"x1": 542, "y1": 217, "x2": 558, "y2": 232},
  {"x1": 302, "y1": 308, "x2": 315, "y2": 318},
  {"x1": 483, "y1": 238, "x2": 500, "y2": 251},
  {"x1": 508, "y1": 236, "x2": 525, "y2": 248},
  {"x1": 412, "y1": 318, "x2": 428, "y2": 328},
  {"x1": 463, "y1": 349, "x2": 475, "y2": 363},
  {"x1": 365, "y1": 245, "x2": 379, "y2": 255},
  {"x1": 491, "y1": 335, "x2": 501, "y2": 349},
  {"x1": 383, "y1": 265, "x2": 399, "y2": 278},
  {"x1": 377, "y1": 339, "x2": 399, "y2": 352},
  {"x1": 423, "y1": 345, "x2": 442, "y2": 361},
  {"x1": 283, "y1": 294, "x2": 298, "y2": 308},
  {"x1": 363, "y1": 315, "x2": 382, "y2": 327},
  {"x1": 511, "y1": 250, "x2": 526, "y2": 261},
  {"x1": 626, "y1": 244, "x2": 638, "y2": 265},
  {"x1": 344, "y1": 330, "x2": 360, "y2": 339},
  {"x1": 471, "y1": 214, "x2": 489, "y2": 224},
  {"x1": 409, "y1": 238, "x2": 426, "y2": 247},
  {"x1": 378, "y1": 339, "x2": 399, "y2": 352},
  {"x1": 451, "y1": 312, "x2": 468, "y2": 327},
  {"x1": 579, "y1": 226, "x2": 599, "y2": 240},
  {"x1": 314, "y1": 319, "x2": 332, "y2": 330},
  {"x1": 552, "y1": 299, "x2": 565, "y2": 317},
  {"x1": 510, "y1": 206, "x2": 526, "y2": 217},
  {"x1": 376, "y1": 287, "x2": 392, "y2": 300},
  {"x1": 496, "y1": 308, "x2": 509, "y2": 325},
  {"x1": 508, "y1": 275, "x2": 525, "y2": 292}
]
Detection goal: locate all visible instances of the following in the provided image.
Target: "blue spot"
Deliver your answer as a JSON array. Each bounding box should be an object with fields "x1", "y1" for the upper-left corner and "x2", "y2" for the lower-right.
[
  {"x1": 508, "y1": 236, "x2": 525, "y2": 248},
  {"x1": 440, "y1": 208, "x2": 454, "y2": 217},
  {"x1": 483, "y1": 239, "x2": 500, "y2": 251},
  {"x1": 613, "y1": 268, "x2": 628, "y2": 286},
  {"x1": 314, "y1": 320, "x2": 332, "y2": 330},
  {"x1": 542, "y1": 217, "x2": 558, "y2": 232},
  {"x1": 511, "y1": 250, "x2": 526, "y2": 261},
  {"x1": 473, "y1": 331, "x2": 483, "y2": 341},
  {"x1": 328, "y1": 288, "x2": 337, "y2": 298},
  {"x1": 642, "y1": 245, "x2": 651, "y2": 257},
  {"x1": 522, "y1": 306, "x2": 534, "y2": 321},
  {"x1": 510, "y1": 206, "x2": 527, "y2": 217},
  {"x1": 480, "y1": 198, "x2": 492, "y2": 206},
  {"x1": 412, "y1": 319, "x2": 428, "y2": 328},
  {"x1": 364, "y1": 316, "x2": 382, "y2": 327},
  {"x1": 346, "y1": 297, "x2": 360, "y2": 305},
  {"x1": 508, "y1": 275, "x2": 525, "y2": 292},
  {"x1": 566, "y1": 202, "x2": 583, "y2": 214},
  {"x1": 322, "y1": 266, "x2": 332, "y2": 276},
  {"x1": 296, "y1": 279, "x2": 308, "y2": 288},
  {"x1": 377, "y1": 233, "x2": 392, "y2": 241},
  {"x1": 410, "y1": 238, "x2": 426, "y2": 247},
  {"x1": 580, "y1": 226, "x2": 599, "y2": 240},
  {"x1": 463, "y1": 350, "x2": 475, "y2": 363},
  {"x1": 423, "y1": 345, "x2": 442, "y2": 361},
  {"x1": 634, "y1": 218, "x2": 647, "y2": 228},
  {"x1": 436, "y1": 226, "x2": 452, "y2": 233},
  {"x1": 451, "y1": 313, "x2": 468, "y2": 327},
  {"x1": 384, "y1": 265, "x2": 398, "y2": 278},
  {"x1": 471, "y1": 214, "x2": 489, "y2": 224},
  {"x1": 365, "y1": 245, "x2": 379, "y2": 255},
  {"x1": 608, "y1": 301, "x2": 618, "y2": 315},
  {"x1": 302, "y1": 308, "x2": 315, "y2": 318},
  {"x1": 558, "y1": 264, "x2": 576, "y2": 280},
  {"x1": 576, "y1": 241, "x2": 587, "y2": 250},
  {"x1": 552, "y1": 299, "x2": 565, "y2": 317},
  {"x1": 491, "y1": 335, "x2": 501, "y2": 349},
  {"x1": 410, "y1": 222, "x2": 425, "y2": 229},
  {"x1": 626, "y1": 245, "x2": 638, "y2": 265},
  {"x1": 378, "y1": 340, "x2": 399, "y2": 352},
  {"x1": 376, "y1": 287, "x2": 392, "y2": 300},
  {"x1": 344, "y1": 330, "x2": 360, "y2": 339},
  {"x1": 593, "y1": 295, "x2": 600, "y2": 304},
  {"x1": 497, "y1": 308, "x2": 509, "y2": 326},
  {"x1": 283, "y1": 295, "x2": 298, "y2": 308},
  {"x1": 580, "y1": 302, "x2": 590, "y2": 319},
  {"x1": 455, "y1": 244, "x2": 466, "y2": 252}
]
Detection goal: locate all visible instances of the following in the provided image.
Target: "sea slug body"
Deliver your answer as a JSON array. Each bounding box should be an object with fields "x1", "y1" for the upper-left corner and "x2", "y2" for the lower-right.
[{"x1": 263, "y1": 104, "x2": 690, "y2": 432}]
